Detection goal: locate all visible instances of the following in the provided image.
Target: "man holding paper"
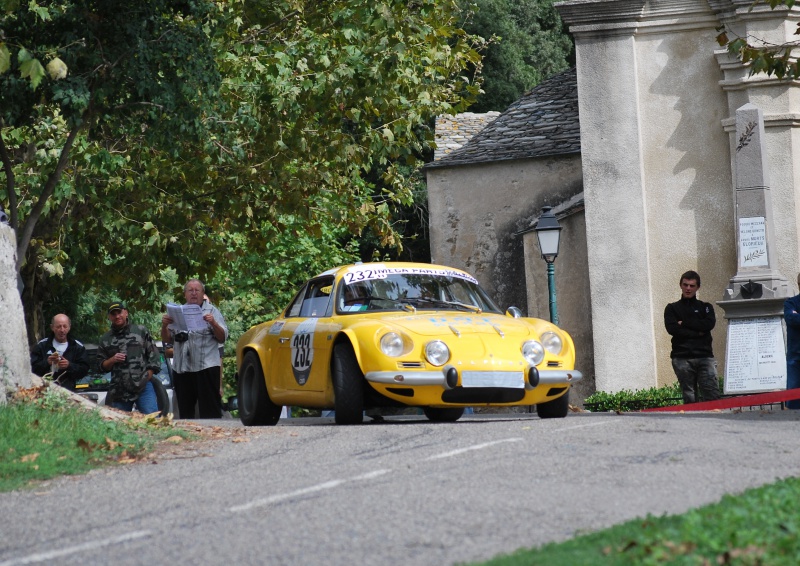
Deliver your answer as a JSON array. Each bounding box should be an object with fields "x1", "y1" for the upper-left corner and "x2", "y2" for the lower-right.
[{"x1": 161, "y1": 279, "x2": 228, "y2": 418}]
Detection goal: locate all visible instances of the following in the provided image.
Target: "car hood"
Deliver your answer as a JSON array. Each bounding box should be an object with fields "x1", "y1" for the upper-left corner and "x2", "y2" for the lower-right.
[{"x1": 381, "y1": 312, "x2": 534, "y2": 338}]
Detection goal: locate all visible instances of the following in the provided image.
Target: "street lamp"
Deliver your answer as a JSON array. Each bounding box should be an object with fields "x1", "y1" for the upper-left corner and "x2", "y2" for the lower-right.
[{"x1": 534, "y1": 206, "x2": 562, "y2": 325}]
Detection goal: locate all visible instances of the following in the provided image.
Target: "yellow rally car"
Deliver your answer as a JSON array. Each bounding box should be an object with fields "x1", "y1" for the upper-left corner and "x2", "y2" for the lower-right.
[{"x1": 235, "y1": 262, "x2": 582, "y2": 425}]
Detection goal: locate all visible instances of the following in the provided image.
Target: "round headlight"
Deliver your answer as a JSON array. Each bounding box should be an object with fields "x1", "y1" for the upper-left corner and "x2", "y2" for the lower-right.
[
  {"x1": 522, "y1": 340, "x2": 545, "y2": 366},
  {"x1": 380, "y1": 332, "x2": 405, "y2": 357},
  {"x1": 541, "y1": 331, "x2": 563, "y2": 355},
  {"x1": 425, "y1": 340, "x2": 450, "y2": 366}
]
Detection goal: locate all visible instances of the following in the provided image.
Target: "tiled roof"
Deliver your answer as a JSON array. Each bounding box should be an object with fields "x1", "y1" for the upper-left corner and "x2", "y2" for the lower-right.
[{"x1": 427, "y1": 67, "x2": 580, "y2": 168}]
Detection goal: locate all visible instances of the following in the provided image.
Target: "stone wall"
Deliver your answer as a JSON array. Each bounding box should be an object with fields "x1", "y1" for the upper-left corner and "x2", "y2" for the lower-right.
[{"x1": 434, "y1": 112, "x2": 500, "y2": 161}]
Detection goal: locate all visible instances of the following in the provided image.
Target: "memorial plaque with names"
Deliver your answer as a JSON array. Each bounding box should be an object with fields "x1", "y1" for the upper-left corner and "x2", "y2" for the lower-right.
[
  {"x1": 738, "y1": 217, "x2": 768, "y2": 268},
  {"x1": 724, "y1": 316, "x2": 786, "y2": 394}
]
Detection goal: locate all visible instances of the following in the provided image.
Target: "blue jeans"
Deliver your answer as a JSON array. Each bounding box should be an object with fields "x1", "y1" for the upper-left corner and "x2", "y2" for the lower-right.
[
  {"x1": 110, "y1": 381, "x2": 159, "y2": 414},
  {"x1": 671, "y1": 357, "x2": 720, "y2": 404}
]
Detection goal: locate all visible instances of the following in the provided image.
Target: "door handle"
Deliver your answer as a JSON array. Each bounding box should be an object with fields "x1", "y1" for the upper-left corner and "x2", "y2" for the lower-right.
[{"x1": 279, "y1": 337, "x2": 289, "y2": 344}]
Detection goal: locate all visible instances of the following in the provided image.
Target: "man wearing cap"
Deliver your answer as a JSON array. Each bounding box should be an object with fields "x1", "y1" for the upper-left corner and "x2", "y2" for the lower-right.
[
  {"x1": 30, "y1": 313, "x2": 90, "y2": 390},
  {"x1": 98, "y1": 302, "x2": 161, "y2": 414}
]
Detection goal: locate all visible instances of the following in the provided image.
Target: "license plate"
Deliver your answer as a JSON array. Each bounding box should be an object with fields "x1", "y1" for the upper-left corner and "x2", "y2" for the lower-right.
[{"x1": 461, "y1": 371, "x2": 524, "y2": 388}]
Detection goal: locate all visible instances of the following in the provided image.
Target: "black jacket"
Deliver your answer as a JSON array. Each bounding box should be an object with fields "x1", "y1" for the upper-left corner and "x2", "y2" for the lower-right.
[
  {"x1": 30, "y1": 336, "x2": 90, "y2": 390},
  {"x1": 664, "y1": 296, "x2": 716, "y2": 359},
  {"x1": 785, "y1": 294, "x2": 800, "y2": 358}
]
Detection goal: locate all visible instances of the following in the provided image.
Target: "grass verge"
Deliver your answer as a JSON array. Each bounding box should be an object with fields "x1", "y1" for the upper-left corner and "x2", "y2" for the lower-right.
[
  {"x1": 0, "y1": 386, "x2": 191, "y2": 492},
  {"x1": 473, "y1": 476, "x2": 800, "y2": 565}
]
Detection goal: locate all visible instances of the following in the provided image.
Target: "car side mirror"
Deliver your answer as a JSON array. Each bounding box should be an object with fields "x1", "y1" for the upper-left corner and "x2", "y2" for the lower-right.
[{"x1": 506, "y1": 306, "x2": 523, "y2": 318}]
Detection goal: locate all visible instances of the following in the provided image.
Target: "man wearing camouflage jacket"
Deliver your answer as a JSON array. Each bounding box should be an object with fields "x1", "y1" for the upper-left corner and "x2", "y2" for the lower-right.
[{"x1": 97, "y1": 301, "x2": 161, "y2": 414}]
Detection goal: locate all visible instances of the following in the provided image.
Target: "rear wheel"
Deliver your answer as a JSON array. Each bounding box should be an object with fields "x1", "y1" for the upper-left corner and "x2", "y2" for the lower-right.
[
  {"x1": 238, "y1": 352, "x2": 281, "y2": 426},
  {"x1": 331, "y1": 342, "x2": 364, "y2": 425},
  {"x1": 537, "y1": 390, "x2": 570, "y2": 419},
  {"x1": 423, "y1": 407, "x2": 464, "y2": 422}
]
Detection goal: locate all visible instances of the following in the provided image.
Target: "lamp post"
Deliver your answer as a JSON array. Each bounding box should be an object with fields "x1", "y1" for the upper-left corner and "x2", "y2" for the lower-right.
[{"x1": 534, "y1": 206, "x2": 562, "y2": 325}]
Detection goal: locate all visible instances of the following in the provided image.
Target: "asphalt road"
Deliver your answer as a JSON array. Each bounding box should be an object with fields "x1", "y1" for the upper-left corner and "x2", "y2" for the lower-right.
[{"x1": 1, "y1": 410, "x2": 799, "y2": 566}]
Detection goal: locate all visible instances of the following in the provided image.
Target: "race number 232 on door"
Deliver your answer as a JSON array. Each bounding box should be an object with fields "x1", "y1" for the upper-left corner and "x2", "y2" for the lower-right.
[{"x1": 291, "y1": 319, "x2": 317, "y2": 385}]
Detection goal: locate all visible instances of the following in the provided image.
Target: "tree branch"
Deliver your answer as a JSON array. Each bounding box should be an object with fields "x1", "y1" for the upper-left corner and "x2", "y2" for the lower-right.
[
  {"x1": 0, "y1": 129, "x2": 18, "y2": 230},
  {"x1": 15, "y1": 118, "x2": 87, "y2": 271}
]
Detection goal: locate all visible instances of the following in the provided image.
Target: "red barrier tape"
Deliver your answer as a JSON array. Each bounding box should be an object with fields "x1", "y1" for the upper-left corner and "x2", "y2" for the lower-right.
[{"x1": 641, "y1": 388, "x2": 800, "y2": 412}]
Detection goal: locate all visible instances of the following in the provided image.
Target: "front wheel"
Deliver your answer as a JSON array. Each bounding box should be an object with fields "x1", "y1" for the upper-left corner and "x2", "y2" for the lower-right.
[
  {"x1": 423, "y1": 407, "x2": 464, "y2": 422},
  {"x1": 331, "y1": 342, "x2": 364, "y2": 425},
  {"x1": 238, "y1": 351, "x2": 281, "y2": 426},
  {"x1": 537, "y1": 390, "x2": 570, "y2": 419}
]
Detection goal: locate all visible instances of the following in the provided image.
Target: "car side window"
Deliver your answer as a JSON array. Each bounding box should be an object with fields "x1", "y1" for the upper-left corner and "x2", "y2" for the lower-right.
[
  {"x1": 297, "y1": 277, "x2": 334, "y2": 318},
  {"x1": 285, "y1": 285, "x2": 308, "y2": 318}
]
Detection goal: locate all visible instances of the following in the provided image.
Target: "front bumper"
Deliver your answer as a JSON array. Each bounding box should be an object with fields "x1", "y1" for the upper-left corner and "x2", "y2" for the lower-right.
[{"x1": 365, "y1": 368, "x2": 582, "y2": 388}]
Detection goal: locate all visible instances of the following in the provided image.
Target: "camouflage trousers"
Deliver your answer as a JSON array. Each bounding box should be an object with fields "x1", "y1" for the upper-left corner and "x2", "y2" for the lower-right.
[{"x1": 671, "y1": 357, "x2": 720, "y2": 404}]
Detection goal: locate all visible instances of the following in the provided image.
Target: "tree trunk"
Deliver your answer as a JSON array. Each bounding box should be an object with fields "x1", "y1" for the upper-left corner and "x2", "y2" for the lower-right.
[
  {"x1": 20, "y1": 256, "x2": 46, "y2": 348},
  {"x1": 0, "y1": 224, "x2": 32, "y2": 404}
]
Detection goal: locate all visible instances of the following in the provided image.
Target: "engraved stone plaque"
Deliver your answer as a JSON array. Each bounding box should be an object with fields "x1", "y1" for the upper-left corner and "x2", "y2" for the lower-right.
[
  {"x1": 738, "y1": 217, "x2": 768, "y2": 268},
  {"x1": 724, "y1": 316, "x2": 786, "y2": 394}
]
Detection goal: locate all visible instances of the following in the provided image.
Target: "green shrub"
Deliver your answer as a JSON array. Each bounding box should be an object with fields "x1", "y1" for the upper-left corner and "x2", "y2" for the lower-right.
[{"x1": 584, "y1": 382, "x2": 683, "y2": 412}]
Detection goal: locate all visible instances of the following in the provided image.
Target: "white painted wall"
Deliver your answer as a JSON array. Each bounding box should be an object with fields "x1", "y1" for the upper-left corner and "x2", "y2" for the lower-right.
[{"x1": 557, "y1": 0, "x2": 745, "y2": 390}]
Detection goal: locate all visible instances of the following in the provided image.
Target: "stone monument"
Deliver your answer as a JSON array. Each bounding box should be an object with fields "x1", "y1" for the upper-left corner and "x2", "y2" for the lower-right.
[{"x1": 718, "y1": 103, "x2": 790, "y2": 394}]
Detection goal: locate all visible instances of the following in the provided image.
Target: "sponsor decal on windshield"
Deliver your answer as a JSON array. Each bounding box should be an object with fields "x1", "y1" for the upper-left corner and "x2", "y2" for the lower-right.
[{"x1": 342, "y1": 265, "x2": 478, "y2": 285}]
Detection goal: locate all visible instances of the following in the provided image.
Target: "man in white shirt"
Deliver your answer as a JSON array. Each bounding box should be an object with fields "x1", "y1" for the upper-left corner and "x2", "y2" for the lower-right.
[{"x1": 161, "y1": 279, "x2": 227, "y2": 418}]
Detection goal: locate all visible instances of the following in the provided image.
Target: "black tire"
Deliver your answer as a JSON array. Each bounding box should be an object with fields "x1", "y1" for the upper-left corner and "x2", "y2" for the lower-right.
[
  {"x1": 151, "y1": 378, "x2": 170, "y2": 417},
  {"x1": 423, "y1": 407, "x2": 465, "y2": 422},
  {"x1": 238, "y1": 351, "x2": 281, "y2": 426},
  {"x1": 331, "y1": 342, "x2": 364, "y2": 425},
  {"x1": 537, "y1": 390, "x2": 570, "y2": 419}
]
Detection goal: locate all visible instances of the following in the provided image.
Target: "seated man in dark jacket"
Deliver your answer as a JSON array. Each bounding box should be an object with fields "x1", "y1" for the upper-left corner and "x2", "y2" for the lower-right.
[
  {"x1": 664, "y1": 270, "x2": 721, "y2": 404},
  {"x1": 30, "y1": 313, "x2": 90, "y2": 390}
]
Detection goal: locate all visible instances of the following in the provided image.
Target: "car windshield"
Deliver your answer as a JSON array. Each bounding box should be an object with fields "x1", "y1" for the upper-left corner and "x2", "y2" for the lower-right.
[{"x1": 336, "y1": 269, "x2": 502, "y2": 314}]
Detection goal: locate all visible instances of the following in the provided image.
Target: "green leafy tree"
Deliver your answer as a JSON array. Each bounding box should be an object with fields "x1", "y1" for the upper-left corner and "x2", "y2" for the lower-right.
[
  {"x1": 0, "y1": 0, "x2": 219, "y2": 259},
  {"x1": 717, "y1": 0, "x2": 800, "y2": 79},
  {"x1": 351, "y1": 163, "x2": 432, "y2": 263},
  {"x1": 204, "y1": 0, "x2": 485, "y2": 246},
  {"x1": 2, "y1": 0, "x2": 487, "y2": 343},
  {"x1": 462, "y1": 0, "x2": 572, "y2": 112},
  {"x1": 0, "y1": 0, "x2": 220, "y2": 337},
  {"x1": 205, "y1": 216, "x2": 361, "y2": 394}
]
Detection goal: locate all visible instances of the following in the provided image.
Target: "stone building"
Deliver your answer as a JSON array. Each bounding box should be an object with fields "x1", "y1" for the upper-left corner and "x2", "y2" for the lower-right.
[{"x1": 427, "y1": 0, "x2": 800, "y2": 401}]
